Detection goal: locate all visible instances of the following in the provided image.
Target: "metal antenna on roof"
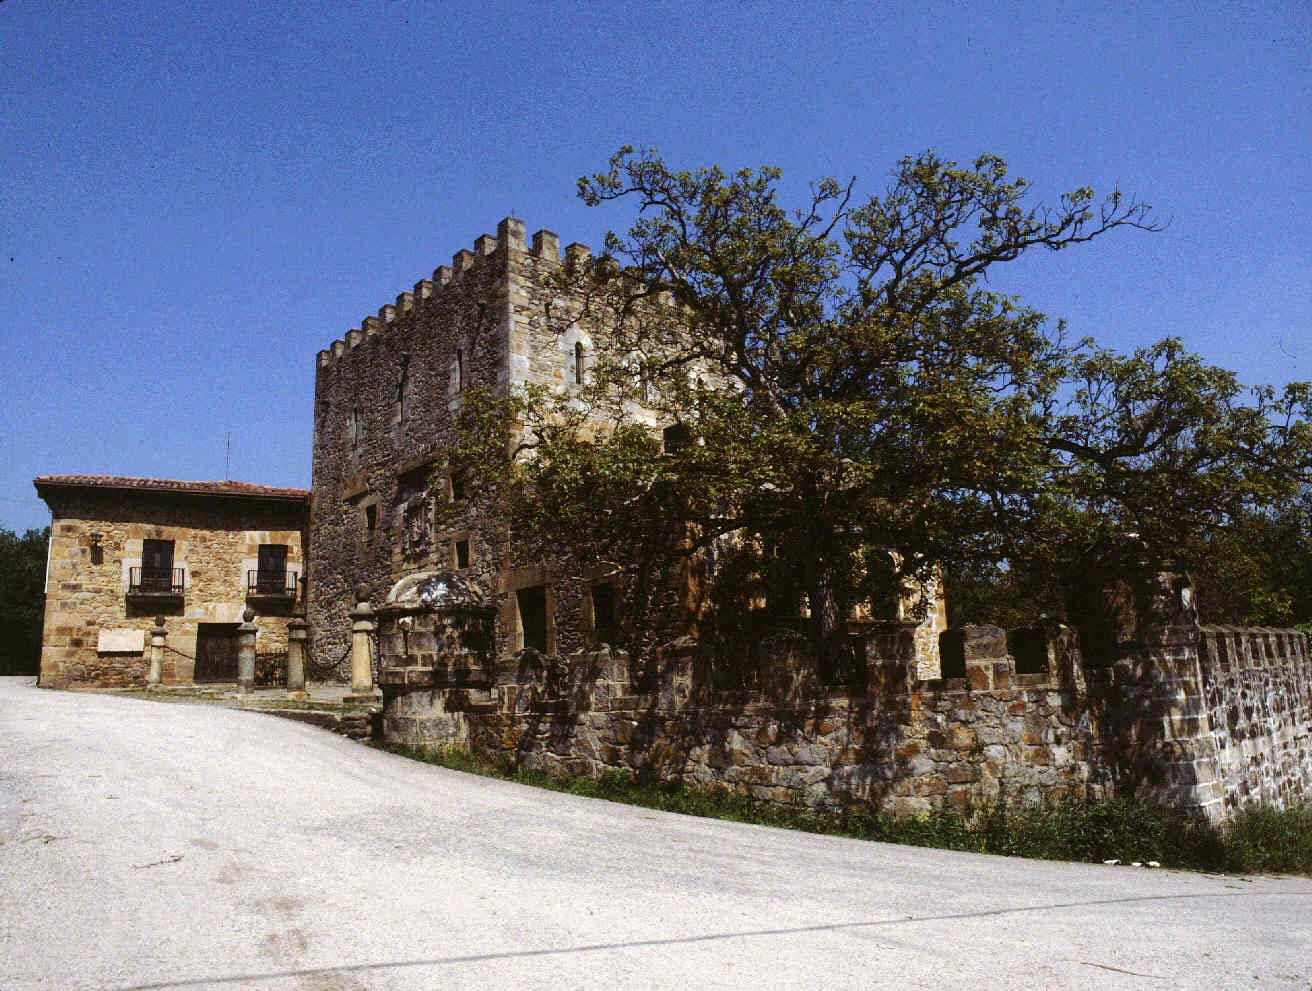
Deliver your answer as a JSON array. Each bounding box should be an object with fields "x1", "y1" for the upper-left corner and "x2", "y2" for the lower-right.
[{"x1": 225, "y1": 432, "x2": 231, "y2": 481}]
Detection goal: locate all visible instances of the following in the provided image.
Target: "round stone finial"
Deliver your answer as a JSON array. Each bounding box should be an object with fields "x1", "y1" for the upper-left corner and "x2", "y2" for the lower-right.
[
  {"x1": 354, "y1": 582, "x2": 371, "y2": 604},
  {"x1": 242, "y1": 607, "x2": 256, "y2": 623}
]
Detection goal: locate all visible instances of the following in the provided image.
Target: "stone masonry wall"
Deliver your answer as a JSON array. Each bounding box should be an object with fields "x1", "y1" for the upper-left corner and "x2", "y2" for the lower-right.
[
  {"x1": 38, "y1": 488, "x2": 306, "y2": 689},
  {"x1": 309, "y1": 228, "x2": 511, "y2": 678},
  {"x1": 382, "y1": 624, "x2": 1106, "y2": 816},
  {"x1": 309, "y1": 218, "x2": 660, "y2": 678},
  {"x1": 1199, "y1": 625, "x2": 1312, "y2": 812}
]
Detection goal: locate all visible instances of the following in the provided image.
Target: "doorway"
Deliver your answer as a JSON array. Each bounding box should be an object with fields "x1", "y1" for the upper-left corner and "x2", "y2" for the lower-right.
[{"x1": 194, "y1": 624, "x2": 239, "y2": 682}]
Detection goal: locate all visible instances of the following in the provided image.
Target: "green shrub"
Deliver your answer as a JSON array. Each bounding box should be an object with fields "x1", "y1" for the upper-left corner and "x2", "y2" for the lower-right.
[{"x1": 1223, "y1": 803, "x2": 1312, "y2": 875}]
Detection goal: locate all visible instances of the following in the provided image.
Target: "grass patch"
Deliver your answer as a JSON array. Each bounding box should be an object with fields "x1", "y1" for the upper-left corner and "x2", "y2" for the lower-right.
[{"x1": 373, "y1": 742, "x2": 1312, "y2": 876}]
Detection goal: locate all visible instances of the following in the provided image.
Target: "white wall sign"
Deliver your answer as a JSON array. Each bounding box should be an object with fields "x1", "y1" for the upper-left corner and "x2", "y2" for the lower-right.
[{"x1": 97, "y1": 629, "x2": 145, "y2": 654}]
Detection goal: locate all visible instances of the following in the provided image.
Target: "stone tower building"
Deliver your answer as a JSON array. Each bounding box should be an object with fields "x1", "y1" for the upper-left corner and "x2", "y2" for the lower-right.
[{"x1": 308, "y1": 218, "x2": 619, "y2": 675}]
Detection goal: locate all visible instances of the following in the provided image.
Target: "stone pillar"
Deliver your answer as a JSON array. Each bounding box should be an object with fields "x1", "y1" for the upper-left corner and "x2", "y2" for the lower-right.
[
  {"x1": 1077, "y1": 561, "x2": 1224, "y2": 822},
  {"x1": 236, "y1": 607, "x2": 258, "y2": 695},
  {"x1": 286, "y1": 617, "x2": 308, "y2": 699},
  {"x1": 348, "y1": 583, "x2": 378, "y2": 700},
  {"x1": 147, "y1": 616, "x2": 167, "y2": 689}
]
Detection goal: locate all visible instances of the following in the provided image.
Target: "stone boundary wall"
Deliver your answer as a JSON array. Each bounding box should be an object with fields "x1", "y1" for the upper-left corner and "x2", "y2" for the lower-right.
[
  {"x1": 383, "y1": 625, "x2": 1106, "y2": 816},
  {"x1": 1198, "y1": 625, "x2": 1312, "y2": 812},
  {"x1": 378, "y1": 568, "x2": 1312, "y2": 821}
]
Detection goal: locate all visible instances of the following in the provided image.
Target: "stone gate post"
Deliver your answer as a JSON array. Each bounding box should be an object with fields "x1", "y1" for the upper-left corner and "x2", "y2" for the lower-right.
[
  {"x1": 236, "y1": 608, "x2": 258, "y2": 695},
  {"x1": 147, "y1": 615, "x2": 167, "y2": 689},
  {"x1": 286, "y1": 616, "x2": 308, "y2": 698},
  {"x1": 1073, "y1": 553, "x2": 1223, "y2": 821},
  {"x1": 348, "y1": 583, "x2": 377, "y2": 699}
]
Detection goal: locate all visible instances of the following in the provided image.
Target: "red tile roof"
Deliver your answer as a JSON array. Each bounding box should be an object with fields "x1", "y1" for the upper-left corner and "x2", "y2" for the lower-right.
[{"x1": 34, "y1": 474, "x2": 309, "y2": 502}]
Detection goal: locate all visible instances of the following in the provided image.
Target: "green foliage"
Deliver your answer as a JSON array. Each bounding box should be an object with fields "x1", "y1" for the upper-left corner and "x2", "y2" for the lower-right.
[
  {"x1": 1019, "y1": 342, "x2": 1312, "y2": 601},
  {"x1": 1224, "y1": 803, "x2": 1312, "y2": 875},
  {"x1": 516, "y1": 149, "x2": 1166, "y2": 652},
  {"x1": 0, "y1": 526, "x2": 47, "y2": 676},
  {"x1": 466, "y1": 148, "x2": 1312, "y2": 648},
  {"x1": 443, "y1": 147, "x2": 1312, "y2": 648},
  {"x1": 1189, "y1": 491, "x2": 1312, "y2": 627},
  {"x1": 375, "y1": 742, "x2": 1312, "y2": 875}
]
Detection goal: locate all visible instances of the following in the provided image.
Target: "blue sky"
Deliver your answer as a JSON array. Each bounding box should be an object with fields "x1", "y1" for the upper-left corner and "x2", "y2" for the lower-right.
[{"x1": 2, "y1": 1, "x2": 1309, "y2": 532}]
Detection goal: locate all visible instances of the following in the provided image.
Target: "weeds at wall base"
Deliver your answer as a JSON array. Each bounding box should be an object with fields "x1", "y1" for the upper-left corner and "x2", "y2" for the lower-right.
[{"x1": 371, "y1": 742, "x2": 1312, "y2": 877}]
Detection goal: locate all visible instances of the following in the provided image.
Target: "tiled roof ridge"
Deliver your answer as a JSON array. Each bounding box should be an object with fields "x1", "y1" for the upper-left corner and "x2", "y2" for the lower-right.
[{"x1": 34, "y1": 474, "x2": 309, "y2": 500}]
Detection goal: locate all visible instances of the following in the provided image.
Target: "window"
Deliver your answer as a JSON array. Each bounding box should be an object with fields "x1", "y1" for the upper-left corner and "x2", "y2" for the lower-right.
[
  {"x1": 574, "y1": 341, "x2": 585, "y2": 384},
  {"x1": 516, "y1": 585, "x2": 549, "y2": 652},
  {"x1": 456, "y1": 347, "x2": 466, "y2": 391},
  {"x1": 364, "y1": 504, "x2": 378, "y2": 535},
  {"x1": 133, "y1": 543, "x2": 179, "y2": 595},
  {"x1": 454, "y1": 538, "x2": 471, "y2": 569},
  {"x1": 449, "y1": 470, "x2": 466, "y2": 503},
  {"x1": 590, "y1": 581, "x2": 617, "y2": 645},
  {"x1": 348, "y1": 406, "x2": 363, "y2": 450},
  {"x1": 395, "y1": 355, "x2": 410, "y2": 422},
  {"x1": 663, "y1": 423, "x2": 692, "y2": 454},
  {"x1": 255, "y1": 544, "x2": 289, "y2": 595}
]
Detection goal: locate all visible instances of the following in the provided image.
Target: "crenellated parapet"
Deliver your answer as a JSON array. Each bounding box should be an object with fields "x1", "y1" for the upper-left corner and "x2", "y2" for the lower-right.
[{"x1": 315, "y1": 216, "x2": 585, "y2": 371}]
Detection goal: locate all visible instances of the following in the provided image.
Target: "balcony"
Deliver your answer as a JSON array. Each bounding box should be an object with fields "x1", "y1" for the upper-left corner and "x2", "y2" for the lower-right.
[
  {"x1": 247, "y1": 570, "x2": 298, "y2": 603},
  {"x1": 127, "y1": 567, "x2": 185, "y2": 602}
]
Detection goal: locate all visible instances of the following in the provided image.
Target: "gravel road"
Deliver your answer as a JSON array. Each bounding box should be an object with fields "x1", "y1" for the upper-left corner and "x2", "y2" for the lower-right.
[{"x1": 1, "y1": 676, "x2": 1308, "y2": 990}]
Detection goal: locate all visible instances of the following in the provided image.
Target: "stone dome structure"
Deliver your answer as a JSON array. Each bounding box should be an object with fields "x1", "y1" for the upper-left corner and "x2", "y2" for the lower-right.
[{"x1": 383, "y1": 570, "x2": 490, "y2": 612}]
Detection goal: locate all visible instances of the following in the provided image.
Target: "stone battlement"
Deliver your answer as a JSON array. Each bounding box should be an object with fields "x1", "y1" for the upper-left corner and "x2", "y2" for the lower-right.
[{"x1": 316, "y1": 217, "x2": 592, "y2": 369}]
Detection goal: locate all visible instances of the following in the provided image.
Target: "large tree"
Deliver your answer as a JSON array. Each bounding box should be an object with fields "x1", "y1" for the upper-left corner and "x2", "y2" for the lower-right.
[
  {"x1": 0, "y1": 526, "x2": 48, "y2": 676},
  {"x1": 506, "y1": 148, "x2": 1311, "y2": 658}
]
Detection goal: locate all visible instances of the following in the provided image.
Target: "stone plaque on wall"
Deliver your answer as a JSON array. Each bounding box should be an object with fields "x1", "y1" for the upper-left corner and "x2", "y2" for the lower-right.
[
  {"x1": 97, "y1": 629, "x2": 146, "y2": 654},
  {"x1": 402, "y1": 497, "x2": 432, "y2": 558}
]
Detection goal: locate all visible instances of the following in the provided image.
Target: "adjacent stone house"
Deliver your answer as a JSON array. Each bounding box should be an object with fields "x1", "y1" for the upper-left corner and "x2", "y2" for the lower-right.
[{"x1": 34, "y1": 475, "x2": 308, "y2": 689}]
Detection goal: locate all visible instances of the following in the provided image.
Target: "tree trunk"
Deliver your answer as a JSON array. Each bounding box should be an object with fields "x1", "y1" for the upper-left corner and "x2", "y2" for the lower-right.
[{"x1": 808, "y1": 554, "x2": 845, "y2": 669}]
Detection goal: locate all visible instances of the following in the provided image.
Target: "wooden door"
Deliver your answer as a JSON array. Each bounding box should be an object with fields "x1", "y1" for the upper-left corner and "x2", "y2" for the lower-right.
[{"x1": 194, "y1": 624, "x2": 239, "y2": 683}]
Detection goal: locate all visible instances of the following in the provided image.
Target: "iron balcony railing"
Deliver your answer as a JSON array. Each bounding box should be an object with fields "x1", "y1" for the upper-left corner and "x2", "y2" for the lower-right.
[
  {"x1": 128, "y1": 567, "x2": 185, "y2": 597},
  {"x1": 247, "y1": 570, "x2": 298, "y2": 599}
]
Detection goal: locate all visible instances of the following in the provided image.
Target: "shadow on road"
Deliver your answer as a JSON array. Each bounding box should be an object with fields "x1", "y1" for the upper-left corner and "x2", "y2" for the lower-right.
[{"x1": 112, "y1": 887, "x2": 1312, "y2": 990}]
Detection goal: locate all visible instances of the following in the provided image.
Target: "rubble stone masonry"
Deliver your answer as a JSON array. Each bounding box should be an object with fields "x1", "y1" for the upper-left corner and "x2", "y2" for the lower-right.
[
  {"x1": 377, "y1": 572, "x2": 1312, "y2": 823},
  {"x1": 382, "y1": 624, "x2": 1105, "y2": 816},
  {"x1": 1199, "y1": 625, "x2": 1312, "y2": 812},
  {"x1": 308, "y1": 218, "x2": 658, "y2": 678}
]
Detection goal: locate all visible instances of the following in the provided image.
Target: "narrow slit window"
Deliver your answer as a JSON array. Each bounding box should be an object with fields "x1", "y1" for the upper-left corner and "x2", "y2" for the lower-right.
[
  {"x1": 456, "y1": 347, "x2": 466, "y2": 391},
  {"x1": 364, "y1": 504, "x2": 378, "y2": 535},
  {"x1": 574, "y1": 342, "x2": 585, "y2": 384},
  {"x1": 454, "y1": 539, "x2": 470, "y2": 569},
  {"x1": 395, "y1": 354, "x2": 410, "y2": 422},
  {"x1": 348, "y1": 406, "x2": 363, "y2": 449},
  {"x1": 591, "y1": 581, "x2": 617, "y2": 645}
]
